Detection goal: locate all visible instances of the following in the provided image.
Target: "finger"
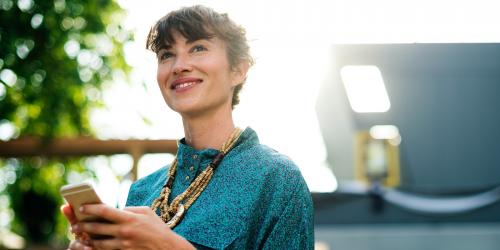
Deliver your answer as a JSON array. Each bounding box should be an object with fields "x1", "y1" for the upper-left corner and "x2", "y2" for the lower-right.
[
  {"x1": 80, "y1": 204, "x2": 131, "y2": 223},
  {"x1": 61, "y1": 204, "x2": 78, "y2": 225},
  {"x1": 69, "y1": 239, "x2": 93, "y2": 250},
  {"x1": 72, "y1": 231, "x2": 91, "y2": 243},
  {"x1": 124, "y1": 206, "x2": 151, "y2": 214},
  {"x1": 74, "y1": 222, "x2": 120, "y2": 237},
  {"x1": 89, "y1": 237, "x2": 124, "y2": 250}
]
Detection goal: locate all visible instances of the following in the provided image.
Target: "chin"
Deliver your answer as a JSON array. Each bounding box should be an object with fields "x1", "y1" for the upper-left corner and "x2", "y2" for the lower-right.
[
  {"x1": 169, "y1": 98, "x2": 230, "y2": 117},
  {"x1": 171, "y1": 102, "x2": 204, "y2": 116}
]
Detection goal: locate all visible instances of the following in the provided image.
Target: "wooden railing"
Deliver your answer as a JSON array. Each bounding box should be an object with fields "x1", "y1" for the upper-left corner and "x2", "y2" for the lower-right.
[{"x1": 0, "y1": 137, "x2": 178, "y2": 180}]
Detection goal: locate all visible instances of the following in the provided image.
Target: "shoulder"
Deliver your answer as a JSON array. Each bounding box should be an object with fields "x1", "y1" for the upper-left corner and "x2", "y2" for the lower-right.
[
  {"x1": 237, "y1": 143, "x2": 305, "y2": 184},
  {"x1": 229, "y1": 142, "x2": 311, "y2": 206},
  {"x1": 232, "y1": 127, "x2": 302, "y2": 177}
]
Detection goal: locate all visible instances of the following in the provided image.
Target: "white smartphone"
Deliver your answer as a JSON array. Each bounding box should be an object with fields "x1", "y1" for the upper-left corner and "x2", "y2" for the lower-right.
[{"x1": 60, "y1": 182, "x2": 106, "y2": 222}]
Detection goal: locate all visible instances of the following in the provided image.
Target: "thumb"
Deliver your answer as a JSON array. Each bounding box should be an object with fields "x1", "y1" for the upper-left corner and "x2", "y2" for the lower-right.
[{"x1": 61, "y1": 204, "x2": 78, "y2": 225}]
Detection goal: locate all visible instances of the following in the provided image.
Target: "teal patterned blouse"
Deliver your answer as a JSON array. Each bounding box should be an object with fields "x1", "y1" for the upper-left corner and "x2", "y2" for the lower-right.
[{"x1": 126, "y1": 127, "x2": 314, "y2": 249}]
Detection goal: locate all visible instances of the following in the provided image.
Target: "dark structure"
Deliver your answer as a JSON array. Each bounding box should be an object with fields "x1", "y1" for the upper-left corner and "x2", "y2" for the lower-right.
[{"x1": 314, "y1": 44, "x2": 500, "y2": 250}]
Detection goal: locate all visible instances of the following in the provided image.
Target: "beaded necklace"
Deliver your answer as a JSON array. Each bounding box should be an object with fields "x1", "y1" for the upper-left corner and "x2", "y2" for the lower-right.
[{"x1": 151, "y1": 128, "x2": 242, "y2": 228}]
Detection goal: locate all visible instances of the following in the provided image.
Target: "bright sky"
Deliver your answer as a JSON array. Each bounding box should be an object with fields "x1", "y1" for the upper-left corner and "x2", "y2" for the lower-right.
[{"x1": 85, "y1": 0, "x2": 500, "y2": 207}]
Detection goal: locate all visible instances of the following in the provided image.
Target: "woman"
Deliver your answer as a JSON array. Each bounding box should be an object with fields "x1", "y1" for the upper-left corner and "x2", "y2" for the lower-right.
[{"x1": 62, "y1": 5, "x2": 313, "y2": 249}]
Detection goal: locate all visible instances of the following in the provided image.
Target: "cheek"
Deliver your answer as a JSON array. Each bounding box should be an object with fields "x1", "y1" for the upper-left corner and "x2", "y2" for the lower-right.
[
  {"x1": 156, "y1": 65, "x2": 170, "y2": 88},
  {"x1": 205, "y1": 58, "x2": 232, "y2": 84}
]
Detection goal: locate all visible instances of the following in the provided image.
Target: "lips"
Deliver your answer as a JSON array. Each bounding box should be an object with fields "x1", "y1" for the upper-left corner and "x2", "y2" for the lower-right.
[{"x1": 170, "y1": 77, "x2": 203, "y2": 91}]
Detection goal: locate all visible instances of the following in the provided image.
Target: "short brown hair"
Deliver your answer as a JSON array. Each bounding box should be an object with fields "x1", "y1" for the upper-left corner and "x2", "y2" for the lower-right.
[{"x1": 146, "y1": 5, "x2": 254, "y2": 109}]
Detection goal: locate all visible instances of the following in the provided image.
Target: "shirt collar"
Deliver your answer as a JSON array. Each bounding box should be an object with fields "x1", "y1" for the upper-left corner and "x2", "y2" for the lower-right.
[{"x1": 176, "y1": 127, "x2": 259, "y2": 168}]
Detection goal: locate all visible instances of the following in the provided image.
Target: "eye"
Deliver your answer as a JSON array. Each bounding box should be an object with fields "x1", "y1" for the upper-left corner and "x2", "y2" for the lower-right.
[
  {"x1": 158, "y1": 51, "x2": 173, "y2": 61},
  {"x1": 191, "y1": 44, "x2": 207, "y2": 53}
]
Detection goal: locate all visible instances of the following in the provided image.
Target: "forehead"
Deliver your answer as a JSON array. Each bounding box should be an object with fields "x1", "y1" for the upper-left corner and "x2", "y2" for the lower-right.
[{"x1": 161, "y1": 31, "x2": 223, "y2": 50}]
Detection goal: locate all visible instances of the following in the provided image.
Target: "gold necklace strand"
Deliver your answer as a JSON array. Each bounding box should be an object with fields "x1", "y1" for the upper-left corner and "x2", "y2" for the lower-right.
[
  {"x1": 159, "y1": 128, "x2": 242, "y2": 226},
  {"x1": 151, "y1": 128, "x2": 243, "y2": 228},
  {"x1": 151, "y1": 159, "x2": 177, "y2": 222},
  {"x1": 167, "y1": 128, "x2": 241, "y2": 213},
  {"x1": 151, "y1": 158, "x2": 178, "y2": 221}
]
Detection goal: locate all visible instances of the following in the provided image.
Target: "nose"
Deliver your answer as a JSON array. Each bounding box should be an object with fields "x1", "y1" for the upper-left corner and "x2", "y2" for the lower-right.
[{"x1": 172, "y1": 53, "x2": 193, "y2": 75}]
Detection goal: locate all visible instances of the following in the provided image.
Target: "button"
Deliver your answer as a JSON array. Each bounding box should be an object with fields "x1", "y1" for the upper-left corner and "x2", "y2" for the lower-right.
[
  {"x1": 185, "y1": 176, "x2": 190, "y2": 181},
  {"x1": 192, "y1": 155, "x2": 198, "y2": 160},
  {"x1": 189, "y1": 166, "x2": 195, "y2": 172}
]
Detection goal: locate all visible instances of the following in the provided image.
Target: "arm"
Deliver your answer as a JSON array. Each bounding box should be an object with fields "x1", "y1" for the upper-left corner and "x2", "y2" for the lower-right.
[{"x1": 261, "y1": 181, "x2": 314, "y2": 250}]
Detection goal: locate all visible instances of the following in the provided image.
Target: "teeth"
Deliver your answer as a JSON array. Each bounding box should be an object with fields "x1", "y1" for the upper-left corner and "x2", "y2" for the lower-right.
[{"x1": 174, "y1": 81, "x2": 197, "y2": 89}]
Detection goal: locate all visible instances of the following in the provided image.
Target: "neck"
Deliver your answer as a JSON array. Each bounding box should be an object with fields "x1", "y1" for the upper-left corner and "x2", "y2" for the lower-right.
[{"x1": 181, "y1": 106, "x2": 236, "y2": 150}]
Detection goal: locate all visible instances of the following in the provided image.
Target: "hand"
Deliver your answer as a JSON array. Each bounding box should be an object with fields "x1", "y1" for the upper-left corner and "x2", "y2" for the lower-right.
[
  {"x1": 67, "y1": 239, "x2": 93, "y2": 250},
  {"x1": 61, "y1": 204, "x2": 93, "y2": 250},
  {"x1": 71, "y1": 204, "x2": 195, "y2": 250}
]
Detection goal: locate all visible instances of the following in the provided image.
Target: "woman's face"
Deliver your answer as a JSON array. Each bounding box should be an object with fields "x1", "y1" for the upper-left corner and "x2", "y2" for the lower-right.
[{"x1": 156, "y1": 32, "x2": 245, "y2": 117}]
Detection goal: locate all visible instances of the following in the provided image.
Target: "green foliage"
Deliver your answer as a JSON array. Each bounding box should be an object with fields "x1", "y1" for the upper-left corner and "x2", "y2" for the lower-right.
[
  {"x1": 3, "y1": 158, "x2": 95, "y2": 245},
  {"x1": 0, "y1": 0, "x2": 131, "y2": 137},
  {"x1": 0, "y1": 0, "x2": 132, "y2": 246}
]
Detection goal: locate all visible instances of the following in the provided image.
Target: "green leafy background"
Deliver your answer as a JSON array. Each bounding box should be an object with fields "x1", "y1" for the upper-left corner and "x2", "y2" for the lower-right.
[{"x1": 0, "y1": 0, "x2": 132, "y2": 247}]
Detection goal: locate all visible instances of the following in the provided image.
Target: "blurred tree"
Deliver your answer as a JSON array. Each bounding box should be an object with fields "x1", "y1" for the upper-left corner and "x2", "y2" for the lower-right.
[{"x1": 0, "y1": 0, "x2": 132, "y2": 247}]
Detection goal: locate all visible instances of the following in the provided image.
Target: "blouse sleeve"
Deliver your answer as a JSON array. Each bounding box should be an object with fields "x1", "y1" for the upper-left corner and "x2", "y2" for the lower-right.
[{"x1": 262, "y1": 179, "x2": 314, "y2": 250}]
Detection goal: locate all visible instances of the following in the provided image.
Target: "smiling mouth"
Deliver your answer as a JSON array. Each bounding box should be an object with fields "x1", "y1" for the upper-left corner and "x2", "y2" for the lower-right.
[
  {"x1": 170, "y1": 78, "x2": 203, "y2": 91},
  {"x1": 172, "y1": 81, "x2": 198, "y2": 90}
]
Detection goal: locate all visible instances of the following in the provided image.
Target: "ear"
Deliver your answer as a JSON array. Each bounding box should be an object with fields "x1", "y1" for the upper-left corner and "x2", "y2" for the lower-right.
[{"x1": 231, "y1": 60, "x2": 250, "y2": 87}]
